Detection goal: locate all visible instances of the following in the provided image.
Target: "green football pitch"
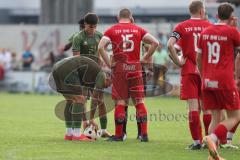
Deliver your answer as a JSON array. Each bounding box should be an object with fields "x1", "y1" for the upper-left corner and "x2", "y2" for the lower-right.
[{"x1": 0, "y1": 93, "x2": 239, "y2": 160}]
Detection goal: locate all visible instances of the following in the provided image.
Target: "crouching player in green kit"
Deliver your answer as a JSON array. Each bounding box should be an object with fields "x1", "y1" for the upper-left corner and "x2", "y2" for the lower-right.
[{"x1": 52, "y1": 55, "x2": 112, "y2": 141}]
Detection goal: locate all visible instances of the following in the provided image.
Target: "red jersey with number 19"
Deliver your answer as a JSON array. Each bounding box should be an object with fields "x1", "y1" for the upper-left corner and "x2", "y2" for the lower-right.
[
  {"x1": 172, "y1": 18, "x2": 212, "y2": 75},
  {"x1": 103, "y1": 22, "x2": 147, "y2": 62},
  {"x1": 197, "y1": 24, "x2": 240, "y2": 90}
]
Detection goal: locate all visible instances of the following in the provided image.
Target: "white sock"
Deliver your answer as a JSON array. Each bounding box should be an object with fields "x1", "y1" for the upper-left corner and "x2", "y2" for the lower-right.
[
  {"x1": 210, "y1": 133, "x2": 218, "y2": 143},
  {"x1": 194, "y1": 140, "x2": 200, "y2": 145},
  {"x1": 101, "y1": 129, "x2": 106, "y2": 133},
  {"x1": 73, "y1": 128, "x2": 81, "y2": 137},
  {"x1": 227, "y1": 132, "x2": 234, "y2": 143},
  {"x1": 66, "y1": 128, "x2": 73, "y2": 136}
]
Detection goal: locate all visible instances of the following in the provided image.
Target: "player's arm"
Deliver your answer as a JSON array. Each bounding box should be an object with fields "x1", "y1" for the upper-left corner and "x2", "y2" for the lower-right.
[
  {"x1": 98, "y1": 37, "x2": 111, "y2": 68},
  {"x1": 197, "y1": 52, "x2": 202, "y2": 75},
  {"x1": 167, "y1": 37, "x2": 185, "y2": 67},
  {"x1": 64, "y1": 42, "x2": 72, "y2": 51},
  {"x1": 235, "y1": 47, "x2": 240, "y2": 77},
  {"x1": 141, "y1": 33, "x2": 159, "y2": 62},
  {"x1": 72, "y1": 35, "x2": 81, "y2": 56},
  {"x1": 196, "y1": 37, "x2": 203, "y2": 75}
]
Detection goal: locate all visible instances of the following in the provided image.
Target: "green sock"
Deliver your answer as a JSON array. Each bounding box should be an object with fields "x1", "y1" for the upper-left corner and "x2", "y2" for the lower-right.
[
  {"x1": 72, "y1": 103, "x2": 84, "y2": 128},
  {"x1": 64, "y1": 101, "x2": 73, "y2": 128},
  {"x1": 100, "y1": 116, "x2": 107, "y2": 129}
]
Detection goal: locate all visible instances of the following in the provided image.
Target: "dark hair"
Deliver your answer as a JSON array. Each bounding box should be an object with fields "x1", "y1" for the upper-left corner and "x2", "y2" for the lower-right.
[
  {"x1": 78, "y1": 18, "x2": 85, "y2": 25},
  {"x1": 118, "y1": 8, "x2": 132, "y2": 19},
  {"x1": 218, "y1": 3, "x2": 234, "y2": 20},
  {"x1": 84, "y1": 13, "x2": 99, "y2": 25},
  {"x1": 189, "y1": 0, "x2": 204, "y2": 15}
]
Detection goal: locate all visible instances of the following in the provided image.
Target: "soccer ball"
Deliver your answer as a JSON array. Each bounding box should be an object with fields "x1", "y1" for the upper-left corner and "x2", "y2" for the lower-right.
[{"x1": 83, "y1": 125, "x2": 101, "y2": 140}]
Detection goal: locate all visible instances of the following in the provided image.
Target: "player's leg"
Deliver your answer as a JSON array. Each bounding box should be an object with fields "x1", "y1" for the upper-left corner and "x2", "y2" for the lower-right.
[
  {"x1": 202, "y1": 109, "x2": 212, "y2": 136},
  {"x1": 181, "y1": 75, "x2": 202, "y2": 150},
  {"x1": 97, "y1": 92, "x2": 112, "y2": 137},
  {"x1": 62, "y1": 95, "x2": 74, "y2": 140},
  {"x1": 108, "y1": 71, "x2": 128, "y2": 141},
  {"x1": 122, "y1": 105, "x2": 128, "y2": 140},
  {"x1": 204, "y1": 110, "x2": 240, "y2": 159},
  {"x1": 133, "y1": 98, "x2": 148, "y2": 142},
  {"x1": 136, "y1": 110, "x2": 142, "y2": 140},
  {"x1": 219, "y1": 110, "x2": 239, "y2": 149},
  {"x1": 71, "y1": 95, "x2": 92, "y2": 141},
  {"x1": 187, "y1": 98, "x2": 202, "y2": 149},
  {"x1": 106, "y1": 99, "x2": 127, "y2": 141},
  {"x1": 227, "y1": 122, "x2": 239, "y2": 144},
  {"x1": 130, "y1": 98, "x2": 142, "y2": 139},
  {"x1": 203, "y1": 110, "x2": 224, "y2": 160},
  {"x1": 128, "y1": 70, "x2": 148, "y2": 142}
]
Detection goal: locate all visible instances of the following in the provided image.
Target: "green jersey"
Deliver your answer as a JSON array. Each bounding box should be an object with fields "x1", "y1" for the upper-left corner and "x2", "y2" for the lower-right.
[
  {"x1": 52, "y1": 56, "x2": 106, "y2": 94},
  {"x1": 72, "y1": 30, "x2": 103, "y2": 57}
]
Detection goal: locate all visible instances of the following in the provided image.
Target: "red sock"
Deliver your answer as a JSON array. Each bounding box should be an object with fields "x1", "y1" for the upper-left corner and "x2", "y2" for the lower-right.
[
  {"x1": 136, "y1": 103, "x2": 148, "y2": 135},
  {"x1": 230, "y1": 122, "x2": 239, "y2": 133},
  {"x1": 114, "y1": 104, "x2": 125, "y2": 138},
  {"x1": 213, "y1": 124, "x2": 228, "y2": 142},
  {"x1": 189, "y1": 111, "x2": 201, "y2": 141},
  {"x1": 203, "y1": 114, "x2": 212, "y2": 135}
]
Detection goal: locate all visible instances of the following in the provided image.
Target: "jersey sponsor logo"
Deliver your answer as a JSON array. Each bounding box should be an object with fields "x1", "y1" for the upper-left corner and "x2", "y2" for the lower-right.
[
  {"x1": 204, "y1": 79, "x2": 218, "y2": 89},
  {"x1": 123, "y1": 63, "x2": 136, "y2": 71},
  {"x1": 171, "y1": 31, "x2": 180, "y2": 39}
]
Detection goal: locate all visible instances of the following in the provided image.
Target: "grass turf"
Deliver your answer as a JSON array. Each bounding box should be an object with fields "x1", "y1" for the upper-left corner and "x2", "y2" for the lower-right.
[{"x1": 0, "y1": 93, "x2": 239, "y2": 160}]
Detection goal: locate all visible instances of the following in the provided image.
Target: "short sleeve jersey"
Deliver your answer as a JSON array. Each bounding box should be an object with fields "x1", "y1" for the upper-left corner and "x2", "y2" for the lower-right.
[
  {"x1": 171, "y1": 19, "x2": 212, "y2": 75},
  {"x1": 197, "y1": 24, "x2": 240, "y2": 90},
  {"x1": 103, "y1": 22, "x2": 148, "y2": 62},
  {"x1": 72, "y1": 30, "x2": 103, "y2": 57}
]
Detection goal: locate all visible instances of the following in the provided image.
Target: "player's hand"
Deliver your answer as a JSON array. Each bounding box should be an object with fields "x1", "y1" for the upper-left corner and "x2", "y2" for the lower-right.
[
  {"x1": 82, "y1": 121, "x2": 89, "y2": 130},
  {"x1": 89, "y1": 119, "x2": 99, "y2": 130},
  {"x1": 110, "y1": 61, "x2": 116, "y2": 68},
  {"x1": 146, "y1": 68, "x2": 153, "y2": 81},
  {"x1": 236, "y1": 77, "x2": 240, "y2": 91},
  {"x1": 178, "y1": 57, "x2": 187, "y2": 67},
  {"x1": 140, "y1": 58, "x2": 148, "y2": 64}
]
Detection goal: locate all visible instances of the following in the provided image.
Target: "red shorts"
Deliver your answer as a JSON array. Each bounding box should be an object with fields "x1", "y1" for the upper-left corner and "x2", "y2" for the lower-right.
[
  {"x1": 112, "y1": 71, "x2": 144, "y2": 100},
  {"x1": 180, "y1": 74, "x2": 201, "y2": 100},
  {"x1": 202, "y1": 89, "x2": 240, "y2": 110}
]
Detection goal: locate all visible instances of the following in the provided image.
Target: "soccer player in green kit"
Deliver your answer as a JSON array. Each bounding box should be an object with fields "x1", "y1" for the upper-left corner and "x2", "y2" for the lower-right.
[
  {"x1": 72, "y1": 13, "x2": 112, "y2": 137},
  {"x1": 52, "y1": 56, "x2": 112, "y2": 141}
]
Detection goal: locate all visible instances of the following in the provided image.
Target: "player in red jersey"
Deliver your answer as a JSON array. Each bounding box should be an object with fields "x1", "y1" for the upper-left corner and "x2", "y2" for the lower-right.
[
  {"x1": 197, "y1": 3, "x2": 240, "y2": 160},
  {"x1": 167, "y1": 0, "x2": 212, "y2": 150},
  {"x1": 175, "y1": 39, "x2": 240, "y2": 150},
  {"x1": 98, "y1": 8, "x2": 159, "y2": 142}
]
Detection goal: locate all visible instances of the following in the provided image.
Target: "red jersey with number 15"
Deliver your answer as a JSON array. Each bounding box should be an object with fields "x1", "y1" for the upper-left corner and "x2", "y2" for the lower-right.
[
  {"x1": 103, "y1": 22, "x2": 148, "y2": 62},
  {"x1": 197, "y1": 24, "x2": 240, "y2": 90},
  {"x1": 172, "y1": 18, "x2": 212, "y2": 75}
]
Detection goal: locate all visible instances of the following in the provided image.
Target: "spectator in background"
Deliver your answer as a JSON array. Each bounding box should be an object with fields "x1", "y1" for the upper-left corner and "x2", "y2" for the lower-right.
[
  {"x1": 41, "y1": 51, "x2": 55, "y2": 72},
  {"x1": 152, "y1": 43, "x2": 169, "y2": 94},
  {"x1": 22, "y1": 46, "x2": 34, "y2": 70},
  {"x1": 55, "y1": 45, "x2": 68, "y2": 62},
  {"x1": 11, "y1": 52, "x2": 21, "y2": 71},
  {"x1": 0, "y1": 48, "x2": 12, "y2": 80}
]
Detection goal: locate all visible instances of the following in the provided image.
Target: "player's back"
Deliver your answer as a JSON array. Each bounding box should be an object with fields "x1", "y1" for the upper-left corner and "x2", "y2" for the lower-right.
[
  {"x1": 199, "y1": 24, "x2": 240, "y2": 90},
  {"x1": 174, "y1": 19, "x2": 211, "y2": 75},
  {"x1": 104, "y1": 22, "x2": 147, "y2": 62}
]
